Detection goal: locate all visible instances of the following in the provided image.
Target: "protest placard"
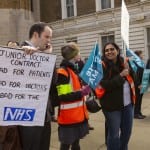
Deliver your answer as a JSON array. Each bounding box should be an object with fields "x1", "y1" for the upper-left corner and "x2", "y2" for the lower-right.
[{"x1": 0, "y1": 46, "x2": 56, "y2": 126}]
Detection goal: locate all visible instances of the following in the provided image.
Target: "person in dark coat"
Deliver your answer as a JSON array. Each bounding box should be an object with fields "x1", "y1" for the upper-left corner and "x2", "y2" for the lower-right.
[
  {"x1": 134, "y1": 50, "x2": 146, "y2": 119},
  {"x1": 19, "y1": 22, "x2": 53, "y2": 150},
  {"x1": 146, "y1": 58, "x2": 150, "y2": 69}
]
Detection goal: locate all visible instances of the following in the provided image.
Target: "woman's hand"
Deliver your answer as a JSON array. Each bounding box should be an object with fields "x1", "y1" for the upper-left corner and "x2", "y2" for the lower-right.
[
  {"x1": 124, "y1": 62, "x2": 129, "y2": 69},
  {"x1": 120, "y1": 69, "x2": 129, "y2": 77}
]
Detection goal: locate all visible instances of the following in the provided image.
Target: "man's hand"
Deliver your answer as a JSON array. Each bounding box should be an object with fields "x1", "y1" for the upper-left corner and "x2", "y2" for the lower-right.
[
  {"x1": 22, "y1": 46, "x2": 39, "y2": 55},
  {"x1": 42, "y1": 44, "x2": 53, "y2": 54}
]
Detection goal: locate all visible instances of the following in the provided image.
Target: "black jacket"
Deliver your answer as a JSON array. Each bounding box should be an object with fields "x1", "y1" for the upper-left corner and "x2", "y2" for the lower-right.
[{"x1": 99, "y1": 57, "x2": 136, "y2": 111}]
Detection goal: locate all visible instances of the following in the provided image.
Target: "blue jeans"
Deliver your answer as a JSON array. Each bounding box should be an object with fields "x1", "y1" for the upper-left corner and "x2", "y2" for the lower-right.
[{"x1": 103, "y1": 104, "x2": 134, "y2": 150}]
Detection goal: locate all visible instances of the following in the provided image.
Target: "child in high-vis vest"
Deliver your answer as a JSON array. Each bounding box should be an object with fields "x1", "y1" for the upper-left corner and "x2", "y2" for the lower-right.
[{"x1": 56, "y1": 42, "x2": 91, "y2": 150}]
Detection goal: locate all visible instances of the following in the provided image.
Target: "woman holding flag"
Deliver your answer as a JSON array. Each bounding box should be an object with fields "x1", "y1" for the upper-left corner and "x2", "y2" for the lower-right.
[{"x1": 99, "y1": 42, "x2": 136, "y2": 150}]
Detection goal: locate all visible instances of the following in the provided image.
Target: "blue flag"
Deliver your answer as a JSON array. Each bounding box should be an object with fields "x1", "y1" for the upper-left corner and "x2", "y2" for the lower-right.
[
  {"x1": 128, "y1": 59, "x2": 138, "y2": 73},
  {"x1": 140, "y1": 69, "x2": 150, "y2": 94},
  {"x1": 79, "y1": 43, "x2": 103, "y2": 89},
  {"x1": 126, "y1": 48, "x2": 145, "y2": 68}
]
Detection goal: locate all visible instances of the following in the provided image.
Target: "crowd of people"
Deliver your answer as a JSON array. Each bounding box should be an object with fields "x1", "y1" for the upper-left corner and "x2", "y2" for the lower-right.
[{"x1": 0, "y1": 22, "x2": 149, "y2": 150}]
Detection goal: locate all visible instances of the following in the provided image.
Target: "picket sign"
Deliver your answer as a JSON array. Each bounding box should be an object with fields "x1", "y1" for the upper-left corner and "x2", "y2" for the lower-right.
[{"x1": 0, "y1": 46, "x2": 56, "y2": 126}]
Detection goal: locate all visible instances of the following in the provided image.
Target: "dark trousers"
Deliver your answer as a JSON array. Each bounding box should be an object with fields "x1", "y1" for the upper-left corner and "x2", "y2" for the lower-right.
[
  {"x1": 50, "y1": 106, "x2": 55, "y2": 117},
  {"x1": 60, "y1": 139, "x2": 80, "y2": 150},
  {"x1": 19, "y1": 121, "x2": 51, "y2": 150},
  {"x1": 105, "y1": 121, "x2": 108, "y2": 145},
  {"x1": 103, "y1": 104, "x2": 134, "y2": 150},
  {"x1": 0, "y1": 144, "x2": 2, "y2": 150},
  {"x1": 134, "y1": 88, "x2": 144, "y2": 115}
]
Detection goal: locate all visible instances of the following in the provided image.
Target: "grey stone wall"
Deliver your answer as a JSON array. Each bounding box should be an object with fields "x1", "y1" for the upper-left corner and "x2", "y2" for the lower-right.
[{"x1": 0, "y1": 0, "x2": 40, "y2": 45}]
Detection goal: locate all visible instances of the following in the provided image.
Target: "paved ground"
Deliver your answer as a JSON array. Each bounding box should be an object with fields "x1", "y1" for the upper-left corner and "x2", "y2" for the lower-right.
[{"x1": 50, "y1": 91, "x2": 150, "y2": 150}]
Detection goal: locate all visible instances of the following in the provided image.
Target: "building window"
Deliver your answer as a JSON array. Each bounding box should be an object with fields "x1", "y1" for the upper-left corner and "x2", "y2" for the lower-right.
[
  {"x1": 147, "y1": 28, "x2": 150, "y2": 57},
  {"x1": 66, "y1": 0, "x2": 74, "y2": 17},
  {"x1": 101, "y1": 0, "x2": 111, "y2": 9},
  {"x1": 101, "y1": 35, "x2": 114, "y2": 49},
  {"x1": 61, "y1": 0, "x2": 77, "y2": 19},
  {"x1": 96, "y1": 0, "x2": 114, "y2": 11}
]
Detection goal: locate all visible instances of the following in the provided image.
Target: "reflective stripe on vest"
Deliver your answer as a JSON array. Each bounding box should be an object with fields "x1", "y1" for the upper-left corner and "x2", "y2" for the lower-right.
[
  {"x1": 57, "y1": 67, "x2": 89, "y2": 125},
  {"x1": 57, "y1": 84, "x2": 72, "y2": 96},
  {"x1": 60, "y1": 101, "x2": 83, "y2": 110}
]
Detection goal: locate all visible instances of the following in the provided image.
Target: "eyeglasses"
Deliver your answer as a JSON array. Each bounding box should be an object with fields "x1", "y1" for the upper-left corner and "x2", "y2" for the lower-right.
[{"x1": 105, "y1": 48, "x2": 115, "y2": 53}]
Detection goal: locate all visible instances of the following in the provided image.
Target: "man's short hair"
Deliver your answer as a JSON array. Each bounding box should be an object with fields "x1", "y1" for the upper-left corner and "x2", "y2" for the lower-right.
[{"x1": 29, "y1": 22, "x2": 50, "y2": 39}]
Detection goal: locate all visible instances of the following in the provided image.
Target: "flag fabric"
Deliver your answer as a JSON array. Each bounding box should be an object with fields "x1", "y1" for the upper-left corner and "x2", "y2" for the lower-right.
[
  {"x1": 79, "y1": 43, "x2": 103, "y2": 89},
  {"x1": 126, "y1": 48, "x2": 145, "y2": 68},
  {"x1": 128, "y1": 59, "x2": 138, "y2": 72},
  {"x1": 140, "y1": 69, "x2": 150, "y2": 94}
]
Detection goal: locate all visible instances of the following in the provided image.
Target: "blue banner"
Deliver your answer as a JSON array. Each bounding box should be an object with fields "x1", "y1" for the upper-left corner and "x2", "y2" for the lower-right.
[
  {"x1": 128, "y1": 59, "x2": 138, "y2": 72},
  {"x1": 126, "y1": 48, "x2": 145, "y2": 68},
  {"x1": 140, "y1": 69, "x2": 150, "y2": 94},
  {"x1": 79, "y1": 43, "x2": 103, "y2": 89}
]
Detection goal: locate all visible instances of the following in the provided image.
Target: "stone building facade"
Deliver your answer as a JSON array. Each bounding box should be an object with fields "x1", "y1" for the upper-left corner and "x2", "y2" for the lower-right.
[
  {"x1": 0, "y1": 0, "x2": 149, "y2": 65},
  {"x1": 0, "y1": 0, "x2": 40, "y2": 45},
  {"x1": 40, "y1": 0, "x2": 150, "y2": 65}
]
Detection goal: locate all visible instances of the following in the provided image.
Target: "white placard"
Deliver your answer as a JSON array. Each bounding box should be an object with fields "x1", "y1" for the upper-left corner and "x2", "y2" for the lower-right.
[
  {"x1": 121, "y1": 0, "x2": 130, "y2": 48},
  {"x1": 0, "y1": 46, "x2": 56, "y2": 126}
]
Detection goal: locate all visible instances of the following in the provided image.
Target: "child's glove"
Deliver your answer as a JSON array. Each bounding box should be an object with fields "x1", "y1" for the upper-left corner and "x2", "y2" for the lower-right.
[{"x1": 81, "y1": 85, "x2": 91, "y2": 96}]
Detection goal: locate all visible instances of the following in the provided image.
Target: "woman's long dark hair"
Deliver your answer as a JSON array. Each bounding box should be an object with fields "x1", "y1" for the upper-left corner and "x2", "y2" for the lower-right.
[{"x1": 102, "y1": 42, "x2": 124, "y2": 79}]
